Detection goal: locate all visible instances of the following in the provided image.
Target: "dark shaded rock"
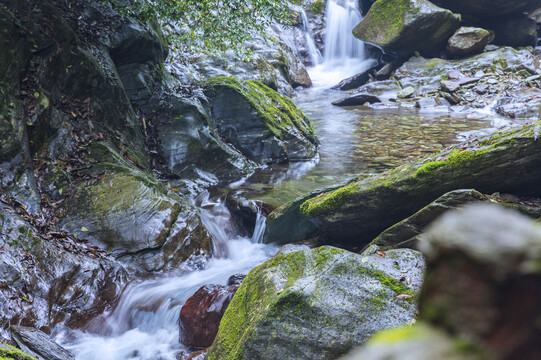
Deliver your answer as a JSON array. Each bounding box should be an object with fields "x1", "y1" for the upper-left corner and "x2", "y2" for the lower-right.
[
  {"x1": 179, "y1": 284, "x2": 239, "y2": 349},
  {"x1": 207, "y1": 246, "x2": 424, "y2": 360},
  {"x1": 488, "y1": 16, "x2": 538, "y2": 48},
  {"x1": 332, "y1": 68, "x2": 372, "y2": 91},
  {"x1": 296, "y1": 121, "x2": 541, "y2": 246},
  {"x1": 204, "y1": 77, "x2": 318, "y2": 164},
  {"x1": 225, "y1": 193, "x2": 274, "y2": 237},
  {"x1": 419, "y1": 204, "x2": 541, "y2": 359},
  {"x1": 430, "y1": 0, "x2": 540, "y2": 17},
  {"x1": 353, "y1": 0, "x2": 461, "y2": 55},
  {"x1": 375, "y1": 58, "x2": 405, "y2": 80},
  {"x1": 227, "y1": 274, "x2": 246, "y2": 286},
  {"x1": 11, "y1": 326, "x2": 74, "y2": 360},
  {"x1": 359, "y1": 0, "x2": 377, "y2": 16},
  {"x1": 332, "y1": 93, "x2": 382, "y2": 106},
  {"x1": 368, "y1": 189, "x2": 488, "y2": 250},
  {"x1": 61, "y1": 143, "x2": 213, "y2": 272},
  {"x1": 447, "y1": 27, "x2": 491, "y2": 58}
]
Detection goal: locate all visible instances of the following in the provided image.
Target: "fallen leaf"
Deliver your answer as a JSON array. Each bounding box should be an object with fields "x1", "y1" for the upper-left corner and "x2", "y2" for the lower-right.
[
  {"x1": 370, "y1": 280, "x2": 380, "y2": 284},
  {"x1": 81, "y1": 226, "x2": 89, "y2": 232},
  {"x1": 396, "y1": 294, "x2": 413, "y2": 300},
  {"x1": 376, "y1": 250, "x2": 386, "y2": 258}
]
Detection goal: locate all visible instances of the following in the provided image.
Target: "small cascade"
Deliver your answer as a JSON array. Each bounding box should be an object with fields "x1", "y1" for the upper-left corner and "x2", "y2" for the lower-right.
[
  {"x1": 294, "y1": 4, "x2": 323, "y2": 66},
  {"x1": 61, "y1": 196, "x2": 277, "y2": 360},
  {"x1": 323, "y1": 0, "x2": 366, "y2": 66}
]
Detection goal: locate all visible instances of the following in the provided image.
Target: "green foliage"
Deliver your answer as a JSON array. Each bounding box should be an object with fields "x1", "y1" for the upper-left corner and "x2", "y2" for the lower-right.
[
  {"x1": 105, "y1": 0, "x2": 299, "y2": 56},
  {"x1": 308, "y1": 0, "x2": 325, "y2": 14}
]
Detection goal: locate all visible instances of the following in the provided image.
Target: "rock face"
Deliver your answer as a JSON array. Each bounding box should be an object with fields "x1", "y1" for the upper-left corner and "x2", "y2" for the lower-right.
[
  {"x1": 489, "y1": 16, "x2": 538, "y2": 48},
  {"x1": 353, "y1": 0, "x2": 461, "y2": 55},
  {"x1": 207, "y1": 246, "x2": 424, "y2": 360},
  {"x1": 179, "y1": 284, "x2": 240, "y2": 349},
  {"x1": 430, "y1": 0, "x2": 540, "y2": 17},
  {"x1": 204, "y1": 77, "x2": 318, "y2": 164},
  {"x1": 11, "y1": 326, "x2": 75, "y2": 360},
  {"x1": 447, "y1": 27, "x2": 491, "y2": 58},
  {"x1": 281, "y1": 121, "x2": 541, "y2": 247}
]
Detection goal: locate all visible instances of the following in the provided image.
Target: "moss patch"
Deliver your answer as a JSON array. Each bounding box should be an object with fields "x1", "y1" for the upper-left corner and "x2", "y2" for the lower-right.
[
  {"x1": 0, "y1": 344, "x2": 35, "y2": 360},
  {"x1": 204, "y1": 77, "x2": 317, "y2": 144}
]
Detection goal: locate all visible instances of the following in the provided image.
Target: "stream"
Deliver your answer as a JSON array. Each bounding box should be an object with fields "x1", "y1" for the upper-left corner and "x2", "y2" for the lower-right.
[{"x1": 57, "y1": 0, "x2": 512, "y2": 358}]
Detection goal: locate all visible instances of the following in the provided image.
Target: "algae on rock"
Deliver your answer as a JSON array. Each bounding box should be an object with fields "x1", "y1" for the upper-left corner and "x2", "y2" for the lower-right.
[{"x1": 207, "y1": 246, "x2": 424, "y2": 360}]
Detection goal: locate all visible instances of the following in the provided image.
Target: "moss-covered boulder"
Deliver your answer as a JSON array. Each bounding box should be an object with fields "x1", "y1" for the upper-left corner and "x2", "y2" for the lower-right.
[
  {"x1": 292, "y1": 121, "x2": 541, "y2": 247},
  {"x1": 340, "y1": 323, "x2": 483, "y2": 360},
  {"x1": 418, "y1": 204, "x2": 541, "y2": 359},
  {"x1": 207, "y1": 246, "x2": 424, "y2": 360},
  {"x1": 352, "y1": 0, "x2": 461, "y2": 55},
  {"x1": 204, "y1": 77, "x2": 318, "y2": 164},
  {"x1": 446, "y1": 27, "x2": 491, "y2": 58},
  {"x1": 0, "y1": 344, "x2": 35, "y2": 360},
  {"x1": 61, "y1": 142, "x2": 213, "y2": 272}
]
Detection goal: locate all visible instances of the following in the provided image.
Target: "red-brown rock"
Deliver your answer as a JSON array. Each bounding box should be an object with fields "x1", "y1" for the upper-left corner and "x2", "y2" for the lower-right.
[{"x1": 179, "y1": 284, "x2": 239, "y2": 349}]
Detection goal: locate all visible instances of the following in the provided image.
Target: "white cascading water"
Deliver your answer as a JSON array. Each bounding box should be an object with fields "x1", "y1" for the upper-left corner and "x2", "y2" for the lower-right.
[
  {"x1": 59, "y1": 192, "x2": 277, "y2": 360},
  {"x1": 309, "y1": 0, "x2": 376, "y2": 88}
]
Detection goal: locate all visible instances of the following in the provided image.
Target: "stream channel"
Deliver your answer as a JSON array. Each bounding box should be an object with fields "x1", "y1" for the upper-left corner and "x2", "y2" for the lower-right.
[{"x1": 57, "y1": 0, "x2": 513, "y2": 358}]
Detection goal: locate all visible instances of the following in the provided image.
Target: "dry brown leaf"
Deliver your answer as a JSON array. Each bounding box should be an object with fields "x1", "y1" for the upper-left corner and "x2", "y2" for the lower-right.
[{"x1": 396, "y1": 294, "x2": 413, "y2": 300}]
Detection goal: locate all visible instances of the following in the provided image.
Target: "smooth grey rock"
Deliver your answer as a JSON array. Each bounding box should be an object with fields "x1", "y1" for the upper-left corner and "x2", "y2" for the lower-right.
[
  {"x1": 11, "y1": 326, "x2": 75, "y2": 360},
  {"x1": 332, "y1": 93, "x2": 382, "y2": 106},
  {"x1": 447, "y1": 27, "x2": 491, "y2": 58},
  {"x1": 207, "y1": 246, "x2": 425, "y2": 360},
  {"x1": 397, "y1": 86, "x2": 415, "y2": 99},
  {"x1": 332, "y1": 68, "x2": 373, "y2": 91},
  {"x1": 440, "y1": 80, "x2": 460, "y2": 92}
]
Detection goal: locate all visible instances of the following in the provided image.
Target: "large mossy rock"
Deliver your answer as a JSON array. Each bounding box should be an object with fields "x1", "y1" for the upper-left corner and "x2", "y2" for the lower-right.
[
  {"x1": 61, "y1": 143, "x2": 213, "y2": 272},
  {"x1": 352, "y1": 0, "x2": 461, "y2": 55},
  {"x1": 293, "y1": 121, "x2": 541, "y2": 247},
  {"x1": 430, "y1": 0, "x2": 540, "y2": 17},
  {"x1": 207, "y1": 246, "x2": 424, "y2": 360},
  {"x1": 204, "y1": 77, "x2": 318, "y2": 164}
]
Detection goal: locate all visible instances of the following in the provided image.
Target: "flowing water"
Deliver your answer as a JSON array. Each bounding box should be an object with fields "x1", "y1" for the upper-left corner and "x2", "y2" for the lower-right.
[{"x1": 59, "y1": 1, "x2": 511, "y2": 358}]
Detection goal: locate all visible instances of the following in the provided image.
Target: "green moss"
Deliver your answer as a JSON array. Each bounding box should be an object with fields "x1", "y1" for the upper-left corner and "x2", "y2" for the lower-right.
[
  {"x1": 368, "y1": 325, "x2": 426, "y2": 345},
  {"x1": 204, "y1": 77, "x2": 316, "y2": 143},
  {"x1": 299, "y1": 182, "x2": 357, "y2": 217},
  {"x1": 354, "y1": 0, "x2": 410, "y2": 46},
  {"x1": 308, "y1": 0, "x2": 325, "y2": 14},
  {"x1": 0, "y1": 345, "x2": 35, "y2": 360}
]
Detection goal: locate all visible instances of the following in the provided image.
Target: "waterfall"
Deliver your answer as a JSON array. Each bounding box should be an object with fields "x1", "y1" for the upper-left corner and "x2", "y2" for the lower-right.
[
  {"x1": 323, "y1": 0, "x2": 366, "y2": 66},
  {"x1": 290, "y1": 4, "x2": 323, "y2": 66}
]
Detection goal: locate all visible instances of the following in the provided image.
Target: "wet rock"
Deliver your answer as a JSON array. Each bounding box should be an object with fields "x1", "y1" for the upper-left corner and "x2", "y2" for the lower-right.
[
  {"x1": 331, "y1": 68, "x2": 373, "y2": 91},
  {"x1": 207, "y1": 246, "x2": 424, "y2": 360},
  {"x1": 227, "y1": 274, "x2": 246, "y2": 286},
  {"x1": 332, "y1": 93, "x2": 382, "y2": 107},
  {"x1": 0, "y1": 205, "x2": 128, "y2": 336},
  {"x1": 440, "y1": 80, "x2": 460, "y2": 93},
  {"x1": 0, "y1": 344, "x2": 35, "y2": 360},
  {"x1": 368, "y1": 189, "x2": 488, "y2": 250},
  {"x1": 473, "y1": 83, "x2": 488, "y2": 95},
  {"x1": 179, "y1": 284, "x2": 240, "y2": 349},
  {"x1": 447, "y1": 27, "x2": 491, "y2": 58},
  {"x1": 418, "y1": 204, "x2": 541, "y2": 359},
  {"x1": 375, "y1": 58, "x2": 405, "y2": 80},
  {"x1": 11, "y1": 326, "x2": 75, "y2": 360},
  {"x1": 489, "y1": 16, "x2": 538, "y2": 48},
  {"x1": 225, "y1": 193, "x2": 273, "y2": 237},
  {"x1": 496, "y1": 93, "x2": 541, "y2": 120},
  {"x1": 353, "y1": 0, "x2": 461, "y2": 55},
  {"x1": 397, "y1": 86, "x2": 415, "y2": 99},
  {"x1": 61, "y1": 143, "x2": 213, "y2": 272},
  {"x1": 204, "y1": 77, "x2": 318, "y2": 164},
  {"x1": 430, "y1": 0, "x2": 540, "y2": 17},
  {"x1": 295, "y1": 121, "x2": 541, "y2": 246}
]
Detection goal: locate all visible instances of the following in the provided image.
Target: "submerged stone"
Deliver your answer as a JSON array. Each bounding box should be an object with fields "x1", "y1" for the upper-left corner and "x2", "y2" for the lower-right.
[
  {"x1": 352, "y1": 0, "x2": 461, "y2": 55},
  {"x1": 207, "y1": 246, "x2": 424, "y2": 360}
]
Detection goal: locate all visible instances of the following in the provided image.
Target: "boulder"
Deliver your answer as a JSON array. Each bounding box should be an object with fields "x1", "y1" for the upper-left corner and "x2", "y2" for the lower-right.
[
  {"x1": 204, "y1": 77, "x2": 318, "y2": 164},
  {"x1": 295, "y1": 120, "x2": 541, "y2": 246},
  {"x1": 332, "y1": 93, "x2": 382, "y2": 106},
  {"x1": 397, "y1": 86, "x2": 415, "y2": 99},
  {"x1": 207, "y1": 246, "x2": 424, "y2": 360},
  {"x1": 352, "y1": 0, "x2": 461, "y2": 55},
  {"x1": 447, "y1": 27, "x2": 491, "y2": 58},
  {"x1": 179, "y1": 284, "x2": 240, "y2": 349},
  {"x1": 488, "y1": 16, "x2": 538, "y2": 48},
  {"x1": 418, "y1": 204, "x2": 541, "y2": 359},
  {"x1": 430, "y1": 0, "x2": 540, "y2": 17},
  {"x1": 11, "y1": 326, "x2": 75, "y2": 360},
  {"x1": 61, "y1": 142, "x2": 213, "y2": 272}
]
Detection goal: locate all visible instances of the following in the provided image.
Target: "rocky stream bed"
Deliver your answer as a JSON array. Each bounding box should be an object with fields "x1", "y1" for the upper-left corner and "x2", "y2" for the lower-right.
[{"x1": 0, "y1": 0, "x2": 541, "y2": 359}]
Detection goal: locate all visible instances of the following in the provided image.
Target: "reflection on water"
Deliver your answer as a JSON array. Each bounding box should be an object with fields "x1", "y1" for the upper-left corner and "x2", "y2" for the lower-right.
[{"x1": 239, "y1": 87, "x2": 509, "y2": 208}]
